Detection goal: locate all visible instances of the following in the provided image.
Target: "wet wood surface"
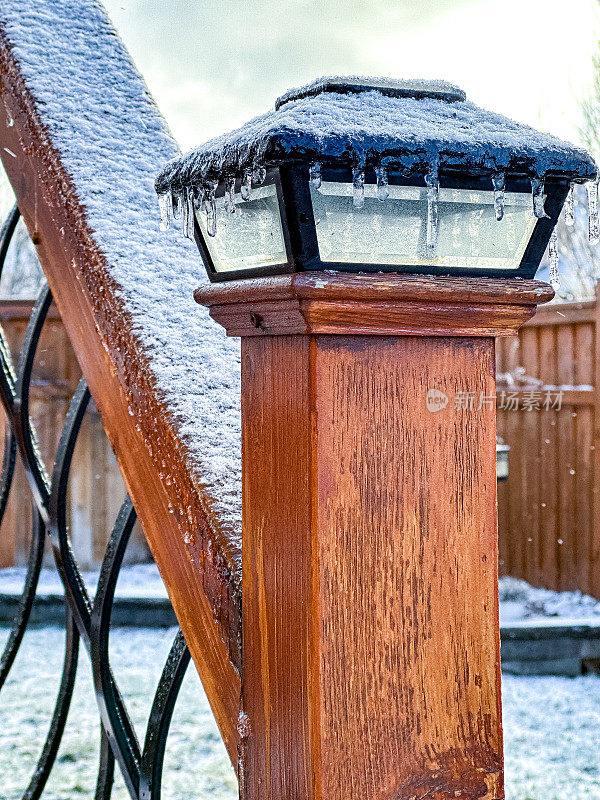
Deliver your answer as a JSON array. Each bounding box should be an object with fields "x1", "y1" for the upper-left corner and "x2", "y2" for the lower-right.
[
  {"x1": 197, "y1": 273, "x2": 552, "y2": 339},
  {"x1": 241, "y1": 332, "x2": 504, "y2": 800}
]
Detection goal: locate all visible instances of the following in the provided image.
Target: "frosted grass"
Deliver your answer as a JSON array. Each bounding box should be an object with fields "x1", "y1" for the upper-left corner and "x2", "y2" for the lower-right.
[
  {"x1": 0, "y1": 626, "x2": 237, "y2": 800},
  {"x1": 503, "y1": 675, "x2": 600, "y2": 800}
]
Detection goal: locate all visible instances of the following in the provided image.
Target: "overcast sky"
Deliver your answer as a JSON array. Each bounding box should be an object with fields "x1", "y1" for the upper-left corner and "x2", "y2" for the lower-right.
[{"x1": 103, "y1": 0, "x2": 599, "y2": 153}]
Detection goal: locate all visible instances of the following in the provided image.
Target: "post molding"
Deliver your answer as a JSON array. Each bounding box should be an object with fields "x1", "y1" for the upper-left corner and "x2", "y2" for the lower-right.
[{"x1": 195, "y1": 273, "x2": 554, "y2": 338}]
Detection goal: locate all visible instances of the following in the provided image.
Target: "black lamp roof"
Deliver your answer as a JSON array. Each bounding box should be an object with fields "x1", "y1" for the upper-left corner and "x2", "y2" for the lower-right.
[{"x1": 155, "y1": 76, "x2": 597, "y2": 195}]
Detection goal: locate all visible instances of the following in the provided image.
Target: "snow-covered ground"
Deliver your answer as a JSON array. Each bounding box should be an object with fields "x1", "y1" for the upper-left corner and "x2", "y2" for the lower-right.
[
  {"x1": 0, "y1": 625, "x2": 598, "y2": 799},
  {"x1": 0, "y1": 626, "x2": 236, "y2": 800},
  {"x1": 499, "y1": 575, "x2": 600, "y2": 626},
  {"x1": 0, "y1": 568, "x2": 598, "y2": 797},
  {"x1": 0, "y1": 563, "x2": 169, "y2": 600},
  {"x1": 502, "y1": 674, "x2": 600, "y2": 799}
]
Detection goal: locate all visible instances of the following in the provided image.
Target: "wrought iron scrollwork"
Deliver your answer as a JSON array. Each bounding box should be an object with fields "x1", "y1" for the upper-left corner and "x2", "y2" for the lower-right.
[{"x1": 0, "y1": 204, "x2": 191, "y2": 799}]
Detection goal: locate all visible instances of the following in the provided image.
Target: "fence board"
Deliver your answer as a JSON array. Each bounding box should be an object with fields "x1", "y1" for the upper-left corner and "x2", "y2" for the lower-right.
[
  {"x1": 497, "y1": 287, "x2": 600, "y2": 596},
  {"x1": 0, "y1": 301, "x2": 150, "y2": 569}
]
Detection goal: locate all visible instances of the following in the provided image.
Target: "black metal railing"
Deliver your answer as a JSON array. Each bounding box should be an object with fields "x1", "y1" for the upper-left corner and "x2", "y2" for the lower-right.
[{"x1": 0, "y1": 204, "x2": 191, "y2": 799}]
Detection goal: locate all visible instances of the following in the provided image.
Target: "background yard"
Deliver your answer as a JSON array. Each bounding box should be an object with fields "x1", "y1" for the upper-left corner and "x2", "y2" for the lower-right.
[{"x1": 0, "y1": 625, "x2": 598, "y2": 800}]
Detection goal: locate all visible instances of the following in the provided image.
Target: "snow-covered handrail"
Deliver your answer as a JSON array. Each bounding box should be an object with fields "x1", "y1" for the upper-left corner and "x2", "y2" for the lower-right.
[{"x1": 0, "y1": 0, "x2": 242, "y2": 760}]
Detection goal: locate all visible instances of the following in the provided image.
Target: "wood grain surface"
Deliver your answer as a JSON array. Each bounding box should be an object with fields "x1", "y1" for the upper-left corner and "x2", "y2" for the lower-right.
[
  {"x1": 241, "y1": 333, "x2": 504, "y2": 800},
  {"x1": 495, "y1": 288, "x2": 600, "y2": 597},
  {"x1": 196, "y1": 271, "x2": 554, "y2": 306}
]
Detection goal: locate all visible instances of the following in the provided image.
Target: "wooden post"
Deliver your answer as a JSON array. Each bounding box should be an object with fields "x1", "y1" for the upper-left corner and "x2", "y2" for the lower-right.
[
  {"x1": 593, "y1": 281, "x2": 600, "y2": 592},
  {"x1": 197, "y1": 272, "x2": 553, "y2": 800}
]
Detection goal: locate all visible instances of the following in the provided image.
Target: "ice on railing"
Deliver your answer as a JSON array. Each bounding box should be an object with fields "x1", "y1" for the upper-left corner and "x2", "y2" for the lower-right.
[{"x1": 0, "y1": 0, "x2": 242, "y2": 563}]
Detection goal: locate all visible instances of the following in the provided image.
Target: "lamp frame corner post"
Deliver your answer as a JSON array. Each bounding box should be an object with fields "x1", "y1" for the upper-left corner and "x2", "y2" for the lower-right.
[{"x1": 196, "y1": 271, "x2": 554, "y2": 800}]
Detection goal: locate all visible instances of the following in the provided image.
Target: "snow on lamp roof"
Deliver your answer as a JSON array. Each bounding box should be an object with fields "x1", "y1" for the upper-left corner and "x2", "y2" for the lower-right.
[
  {"x1": 274, "y1": 76, "x2": 467, "y2": 108},
  {"x1": 155, "y1": 76, "x2": 597, "y2": 195}
]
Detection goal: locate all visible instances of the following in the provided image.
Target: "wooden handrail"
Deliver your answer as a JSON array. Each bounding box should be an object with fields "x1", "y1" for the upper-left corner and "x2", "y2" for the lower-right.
[{"x1": 0, "y1": 0, "x2": 241, "y2": 762}]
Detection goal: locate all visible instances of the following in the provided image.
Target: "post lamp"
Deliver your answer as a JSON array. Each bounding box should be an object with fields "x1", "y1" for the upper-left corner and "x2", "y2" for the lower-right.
[
  {"x1": 157, "y1": 76, "x2": 594, "y2": 285},
  {"x1": 157, "y1": 78, "x2": 595, "y2": 800}
]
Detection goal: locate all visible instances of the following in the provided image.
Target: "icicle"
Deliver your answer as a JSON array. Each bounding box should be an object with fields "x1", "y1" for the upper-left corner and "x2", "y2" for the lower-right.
[
  {"x1": 352, "y1": 167, "x2": 365, "y2": 209},
  {"x1": 158, "y1": 190, "x2": 172, "y2": 231},
  {"x1": 309, "y1": 162, "x2": 322, "y2": 189},
  {"x1": 224, "y1": 176, "x2": 236, "y2": 214},
  {"x1": 564, "y1": 183, "x2": 575, "y2": 227},
  {"x1": 253, "y1": 167, "x2": 267, "y2": 185},
  {"x1": 192, "y1": 185, "x2": 204, "y2": 211},
  {"x1": 531, "y1": 177, "x2": 549, "y2": 219},
  {"x1": 425, "y1": 171, "x2": 439, "y2": 250},
  {"x1": 172, "y1": 191, "x2": 182, "y2": 220},
  {"x1": 182, "y1": 187, "x2": 190, "y2": 239},
  {"x1": 205, "y1": 186, "x2": 217, "y2": 237},
  {"x1": 375, "y1": 165, "x2": 389, "y2": 201},
  {"x1": 183, "y1": 186, "x2": 195, "y2": 240},
  {"x1": 548, "y1": 229, "x2": 560, "y2": 290},
  {"x1": 241, "y1": 170, "x2": 252, "y2": 201},
  {"x1": 587, "y1": 178, "x2": 600, "y2": 244},
  {"x1": 492, "y1": 173, "x2": 505, "y2": 221}
]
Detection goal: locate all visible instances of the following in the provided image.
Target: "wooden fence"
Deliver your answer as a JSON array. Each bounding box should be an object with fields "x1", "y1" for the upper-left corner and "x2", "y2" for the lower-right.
[
  {"x1": 0, "y1": 300, "x2": 150, "y2": 569},
  {"x1": 2, "y1": 293, "x2": 598, "y2": 592},
  {"x1": 496, "y1": 285, "x2": 600, "y2": 596}
]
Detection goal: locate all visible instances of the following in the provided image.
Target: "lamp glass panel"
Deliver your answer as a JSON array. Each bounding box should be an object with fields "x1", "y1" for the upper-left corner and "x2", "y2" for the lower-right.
[
  {"x1": 309, "y1": 182, "x2": 537, "y2": 269},
  {"x1": 196, "y1": 184, "x2": 287, "y2": 273}
]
